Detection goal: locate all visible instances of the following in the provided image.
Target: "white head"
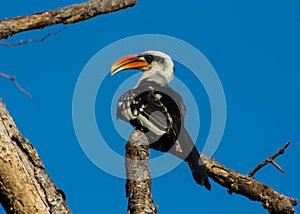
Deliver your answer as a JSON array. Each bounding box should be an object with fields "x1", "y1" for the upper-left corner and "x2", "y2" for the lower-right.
[{"x1": 110, "y1": 50, "x2": 174, "y2": 85}]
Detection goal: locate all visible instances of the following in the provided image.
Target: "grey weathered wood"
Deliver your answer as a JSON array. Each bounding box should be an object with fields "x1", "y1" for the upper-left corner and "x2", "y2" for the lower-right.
[
  {"x1": 125, "y1": 130, "x2": 158, "y2": 214},
  {"x1": 0, "y1": 100, "x2": 71, "y2": 214},
  {"x1": 0, "y1": 0, "x2": 137, "y2": 39},
  {"x1": 168, "y1": 140, "x2": 297, "y2": 213},
  {"x1": 202, "y1": 154, "x2": 297, "y2": 214}
]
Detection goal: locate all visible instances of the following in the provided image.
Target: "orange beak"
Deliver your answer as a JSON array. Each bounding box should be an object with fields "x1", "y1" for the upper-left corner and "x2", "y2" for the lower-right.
[{"x1": 110, "y1": 54, "x2": 149, "y2": 76}]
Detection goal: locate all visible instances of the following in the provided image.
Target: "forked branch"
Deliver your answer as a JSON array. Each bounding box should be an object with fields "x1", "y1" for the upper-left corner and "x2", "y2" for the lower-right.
[
  {"x1": 248, "y1": 142, "x2": 291, "y2": 177},
  {"x1": 127, "y1": 133, "x2": 297, "y2": 214},
  {"x1": 202, "y1": 151, "x2": 297, "y2": 214}
]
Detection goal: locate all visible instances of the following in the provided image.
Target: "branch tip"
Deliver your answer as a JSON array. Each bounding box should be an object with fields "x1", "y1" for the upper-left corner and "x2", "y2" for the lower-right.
[
  {"x1": 0, "y1": 26, "x2": 67, "y2": 48},
  {"x1": 0, "y1": 72, "x2": 32, "y2": 99}
]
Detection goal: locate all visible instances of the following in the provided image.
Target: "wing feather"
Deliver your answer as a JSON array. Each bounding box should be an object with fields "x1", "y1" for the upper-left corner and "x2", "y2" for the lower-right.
[{"x1": 116, "y1": 81, "x2": 184, "y2": 141}]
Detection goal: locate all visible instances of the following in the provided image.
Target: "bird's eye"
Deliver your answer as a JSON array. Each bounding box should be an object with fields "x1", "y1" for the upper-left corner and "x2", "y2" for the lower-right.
[{"x1": 144, "y1": 55, "x2": 154, "y2": 64}]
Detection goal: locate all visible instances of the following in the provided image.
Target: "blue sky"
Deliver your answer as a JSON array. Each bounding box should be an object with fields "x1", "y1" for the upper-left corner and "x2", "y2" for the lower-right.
[{"x1": 1, "y1": 0, "x2": 299, "y2": 213}]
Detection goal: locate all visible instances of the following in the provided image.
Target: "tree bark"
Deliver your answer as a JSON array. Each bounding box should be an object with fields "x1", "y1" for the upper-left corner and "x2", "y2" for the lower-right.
[
  {"x1": 0, "y1": 100, "x2": 71, "y2": 214},
  {"x1": 0, "y1": 0, "x2": 297, "y2": 213},
  {"x1": 125, "y1": 130, "x2": 158, "y2": 214},
  {"x1": 202, "y1": 154, "x2": 297, "y2": 214},
  {"x1": 127, "y1": 129, "x2": 298, "y2": 214},
  {"x1": 0, "y1": 0, "x2": 137, "y2": 40}
]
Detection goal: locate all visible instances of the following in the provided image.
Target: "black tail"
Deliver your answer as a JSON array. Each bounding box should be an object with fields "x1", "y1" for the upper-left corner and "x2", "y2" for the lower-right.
[{"x1": 177, "y1": 127, "x2": 211, "y2": 190}]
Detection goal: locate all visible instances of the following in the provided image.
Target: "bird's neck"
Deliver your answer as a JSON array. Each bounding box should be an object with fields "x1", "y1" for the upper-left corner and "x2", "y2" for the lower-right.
[{"x1": 135, "y1": 67, "x2": 173, "y2": 88}]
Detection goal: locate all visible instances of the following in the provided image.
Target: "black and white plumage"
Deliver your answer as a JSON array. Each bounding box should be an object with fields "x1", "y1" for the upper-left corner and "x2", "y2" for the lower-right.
[{"x1": 110, "y1": 50, "x2": 211, "y2": 190}]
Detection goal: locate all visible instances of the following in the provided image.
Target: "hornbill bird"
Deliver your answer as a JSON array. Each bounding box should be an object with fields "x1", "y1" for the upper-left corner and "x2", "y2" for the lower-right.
[{"x1": 110, "y1": 50, "x2": 211, "y2": 190}]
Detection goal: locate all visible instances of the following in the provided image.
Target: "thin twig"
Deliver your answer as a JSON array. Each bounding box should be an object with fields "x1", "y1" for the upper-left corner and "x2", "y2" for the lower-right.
[
  {"x1": 248, "y1": 142, "x2": 291, "y2": 177},
  {"x1": 168, "y1": 141, "x2": 297, "y2": 213},
  {"x1": 0, "y1": 72, "x2": 32, "y2": 98},
  {"x1": 0, "y1": 27, "x2": 67, "y2": 47},
  {"x1": 201, "y1": 152, "x2": 297, "y2": 214}
]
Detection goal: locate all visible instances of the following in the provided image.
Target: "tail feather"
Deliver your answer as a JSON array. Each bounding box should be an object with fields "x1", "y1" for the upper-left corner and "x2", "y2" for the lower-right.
[
  {"x1": 177, "y1": 127, "x2": 211, "y2": 190},
  {"x1": 186, "y1": 147, "x2": 211, "y2": 190}
]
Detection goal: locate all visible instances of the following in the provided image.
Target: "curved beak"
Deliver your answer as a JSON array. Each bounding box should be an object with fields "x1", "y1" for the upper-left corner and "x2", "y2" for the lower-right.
[{"x1": 110, "y1": 54, "x2": 149, "y2": 76}]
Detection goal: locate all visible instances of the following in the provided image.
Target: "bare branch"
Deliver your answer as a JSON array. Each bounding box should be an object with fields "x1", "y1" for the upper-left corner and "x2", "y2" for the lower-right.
[
  {"x1": 0, "y1": 0, "x2": 137, "y2": 40},
  {"x1": 248, "y1": 142, "x2": 291, "y2": 177},
  {"x1": 201, "y1": 150, "x2": 297, "y2": 214},
  {"x1": 0, "y1": 100, "x2": 71, "y2": 213},
  {"x1": 160, "y1": 141, "x2": 297, "y2": 213},
  {"x1": 0, "y1": 72, "x2": 32, "y2": 98},
  {"x1": 125, "y1": 130, "x2": 158, "y2": 214},
  {"x1": 0, "y1": 27, "x2": 66, "y2": 47}
]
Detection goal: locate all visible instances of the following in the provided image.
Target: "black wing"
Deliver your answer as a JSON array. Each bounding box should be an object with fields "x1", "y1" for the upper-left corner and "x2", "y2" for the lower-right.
[
  {"x1": 117, "y1": 88, "x2": 181, "y2": 136},
  {"x1": 116, "y1": 81, "x2": 211, "y2": 190}
]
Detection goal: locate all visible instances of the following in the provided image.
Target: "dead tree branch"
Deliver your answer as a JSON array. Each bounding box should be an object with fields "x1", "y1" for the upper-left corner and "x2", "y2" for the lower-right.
[
  {"x1": 130, "y1": 132, "x2": 297, "y2": 214},
  {"x1": 125, "y1": 130, "x2": 158, "y2": 214},
  {"x1": 248, "y1": 142, "x2": 291, "y2": 177},
  {"x1": 0, "y1": 27, "x2": 66, "y2": 47},
  {"x1": 0, "y1": 72, "x2": 32, "y2": 98},
  {"x1": 0, "y1": 0, "x2": 137, "y2": 40},
  {"x1": 202, "y1": 153, "x2": 297, "y2": 214},
  {"x1": 0, "y1": 100, "x2": 71, "y2": 213}
]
